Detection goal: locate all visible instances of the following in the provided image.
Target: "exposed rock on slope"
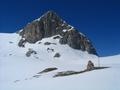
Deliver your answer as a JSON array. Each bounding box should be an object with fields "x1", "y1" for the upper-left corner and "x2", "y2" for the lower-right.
[
  {"x1": 19, "y1": 11, "x2": 97, "y2": 55},
  {"x1": 19, "y1": 11, "x2": 68, "y2": 43},
  {"x1": 59, "y1": 29, "x2": 97, "y2": 55}
]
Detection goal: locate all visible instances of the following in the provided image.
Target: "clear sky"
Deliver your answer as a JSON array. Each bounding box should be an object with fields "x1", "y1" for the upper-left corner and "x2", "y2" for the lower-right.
[{"x1": 0, "y1": 0, "x2": 120, "y2": 56}]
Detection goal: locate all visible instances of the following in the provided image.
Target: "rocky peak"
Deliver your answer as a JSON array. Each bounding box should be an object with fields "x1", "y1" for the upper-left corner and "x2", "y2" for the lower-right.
[
  {"x1": 19, "y1": 11, "x2": 97, "y2": 55},
  {"x1": 19, "y1": 10, "x2": 69, "y2": 42},
  {"x1": 43, "y1": 10, "x2": 59, "y2": 19}
]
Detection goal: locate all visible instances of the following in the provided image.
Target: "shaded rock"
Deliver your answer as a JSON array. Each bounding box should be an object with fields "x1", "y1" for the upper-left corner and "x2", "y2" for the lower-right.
[
  {"x1": 18, "y1": 38, "x2": 26, "y2": 47},
  {"x1": 44, "y1": 42, "x2": 56, "y2": 45},
  {"x1": 59, "y1": 37, "x2": 67, "y2": 44},
  {"x1": 86, "y1": 60, "x2": 94, "y2": 71},
  {"x1": 93, "y1": 67, "x2": 109, "y2": 70},
  {"x1": 47, "y1": 48, "x2": 54, "y2": 52},
  {"x1": 26, "y1": 48, "x2": 37, "y2": 57},
  {"x1": 33, "y1": 75, "x2": 41, "y2": 78},
  {"x1": 38, "y1": 67, "x2": 57, "y2": 74},
  {"x1": 9, "y1": 41, "x2": 13, "y2": 44},
  {"x1": 9, "y1": 54, "x2": 12, "y2": 56},
  {"x1": 54, "y1": 67, "x2": 109, "y2": 77},
  {"x1": 38, "y1": 42, "x2": 42, "y2": 44},
  {"x1": 54, "y1": 53, "x2": 60, "y2": 58},
  {"x1": 53, "y1": 71, "x2": 83, "y2": 77},
  {"x1": 44, "y1": 42, "x2": 51, "y2": 45},
  {"x1": 20, "y1": 11, "x2": 67, "y2": 43},
  {"x1": 53, "y1": 35, "x2": 61, "y2": 39}
]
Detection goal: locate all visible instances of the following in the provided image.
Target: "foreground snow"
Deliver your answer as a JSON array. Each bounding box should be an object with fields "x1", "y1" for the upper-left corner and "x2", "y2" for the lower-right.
[{"x1": 0, "y1": 33, "x2": 120, "y2": 90}]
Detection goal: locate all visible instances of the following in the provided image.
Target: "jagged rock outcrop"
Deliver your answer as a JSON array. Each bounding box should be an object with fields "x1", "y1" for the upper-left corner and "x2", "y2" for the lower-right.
[
  {"x1": 59, "y1": 29, "x2": 97, "y2": 55},
  {"x1": 20, "y1": 11, "x2": 69, "y2": 43},
  {"x1": 19, "y1": 11, "x2": 97, "y2": 55}
]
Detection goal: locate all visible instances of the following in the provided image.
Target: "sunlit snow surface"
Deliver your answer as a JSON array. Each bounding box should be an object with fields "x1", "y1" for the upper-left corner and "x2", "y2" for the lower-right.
[{"x1": 0, "y1": 33, "x2": 120, "y2": 90}]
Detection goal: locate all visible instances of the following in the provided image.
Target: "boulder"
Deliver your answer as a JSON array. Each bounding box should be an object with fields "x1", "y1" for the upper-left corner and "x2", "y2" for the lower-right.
[
  {"x1": 18, "y1": 39, "x2": 26, "y2": 47},
  {"x1": 54, "y1": 53, "x2": 61, "y2": 58},
  {"x1": 87, "y1": 60, "x2": 94, "y2": 71},
  {"x1": 44, "y1": 42, "x2": 51, "y2": 45},
  {"x1": 26, "y1": 48, "x2": 37, "y2": 57}
]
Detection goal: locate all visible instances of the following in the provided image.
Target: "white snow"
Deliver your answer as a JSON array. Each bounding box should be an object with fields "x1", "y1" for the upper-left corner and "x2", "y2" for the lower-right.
[
  {"x1": 0, "y1": 33, "x2": 120, "y2": 90},
  {"x1": 62, "y1": 29, "x2": 67, "y2": 32}
]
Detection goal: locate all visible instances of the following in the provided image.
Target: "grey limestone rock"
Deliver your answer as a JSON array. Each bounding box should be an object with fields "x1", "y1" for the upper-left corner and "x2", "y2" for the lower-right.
[{"x1": 18, "y1": 11, "x2": 97, "y2": 55}]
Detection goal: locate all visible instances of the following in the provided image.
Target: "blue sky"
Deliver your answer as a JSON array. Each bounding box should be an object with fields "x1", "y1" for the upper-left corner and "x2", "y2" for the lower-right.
[{"x1": 0, "y1": 0, "x2": 120, "y2": 56}]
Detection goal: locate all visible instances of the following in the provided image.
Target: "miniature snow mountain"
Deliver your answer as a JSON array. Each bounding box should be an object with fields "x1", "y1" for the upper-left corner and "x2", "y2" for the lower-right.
[{"x1": 18, "y1": 11, "x2": 97, "y2": 55}]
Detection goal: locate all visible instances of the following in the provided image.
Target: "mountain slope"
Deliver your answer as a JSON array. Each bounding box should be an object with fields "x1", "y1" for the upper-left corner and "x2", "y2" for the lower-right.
[{"x1": 0, "y1": 33, "x2": 120, "y2": 90}]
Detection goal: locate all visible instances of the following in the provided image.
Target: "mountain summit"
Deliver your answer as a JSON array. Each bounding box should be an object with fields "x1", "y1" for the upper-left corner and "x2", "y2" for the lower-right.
[{"x1": 19, "y1": 11, "x2": 97, "y2": 55}]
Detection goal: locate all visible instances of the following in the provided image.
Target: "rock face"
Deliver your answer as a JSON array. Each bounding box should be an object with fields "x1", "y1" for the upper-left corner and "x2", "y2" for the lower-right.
[
  {"x1": 19, "y1": 11, "x2": 97, "y2": 55},
  {"x1": 54, "y1": 53, "x2": 61, "y2": 58},
  {"x1": 20, "y1": 11, "x2": 69, "y2": 43},
  {"x1": 59, "y1": 29, "x2": 97, "y2": 55}
]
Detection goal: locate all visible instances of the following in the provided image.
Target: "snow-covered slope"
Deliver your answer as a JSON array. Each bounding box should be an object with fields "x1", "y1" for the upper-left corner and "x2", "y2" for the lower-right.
[{"x1": 0, "y1": 33, "x2": 120, "y2": 90}]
